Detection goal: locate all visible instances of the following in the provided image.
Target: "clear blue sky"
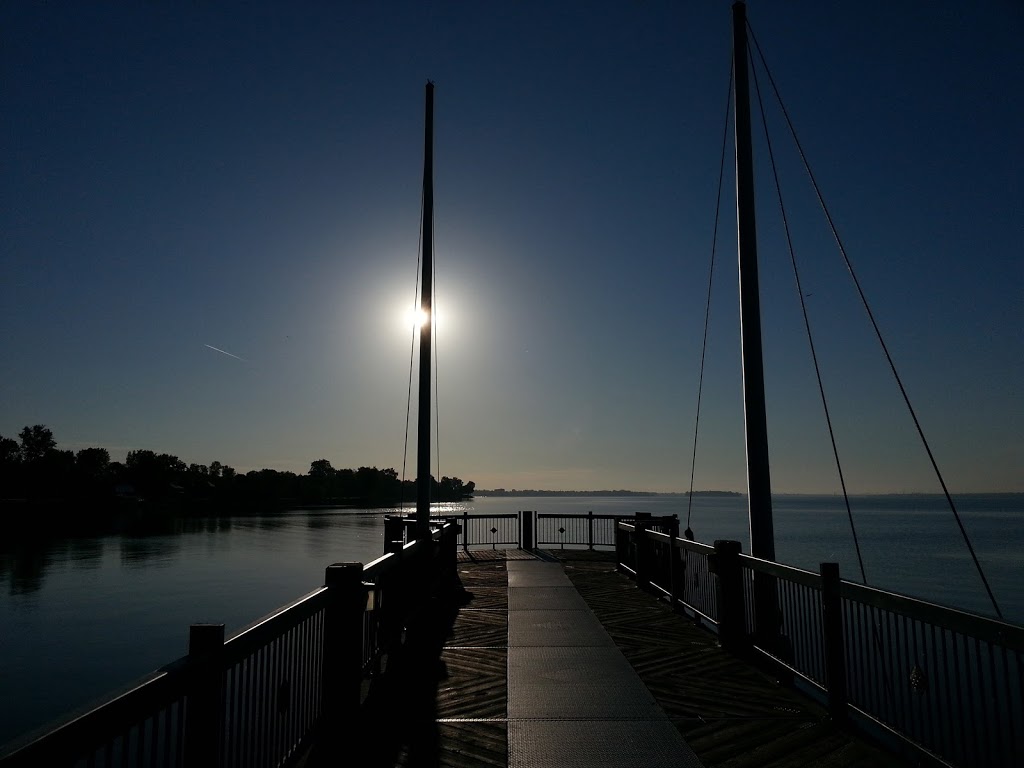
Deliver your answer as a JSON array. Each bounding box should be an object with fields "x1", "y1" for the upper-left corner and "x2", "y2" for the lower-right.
[{"x1": 2, "y1": 1, "x2": 1021, "y2": 493}]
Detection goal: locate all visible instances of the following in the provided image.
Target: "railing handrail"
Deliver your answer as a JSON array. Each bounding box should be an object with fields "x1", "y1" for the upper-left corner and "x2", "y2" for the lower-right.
[
  {"x1": 0, "y1": 519, "x2": 460, "y2": 766},
  {"x1": 539, "y1": 512, "x2": 677, "y2": 521},
  {"x1": 737, "y1": 552, "x2": 822, "y2": 589},
  {"x1": 631, "y1": 522, "x2": 1021, "y2": 646},
  {"x1": 840, "y1": 578, "x2": 1024, "y2": 650},
  {"x1": 632, "y1": 525, "x2": 718, "y2": 556},
  {"x1": 449, "y1": 512, "x2": 519, "y2": 519},
  {"x1": 616, "y1": 523, "x2": 1024, "y2": 768},
  {"x1": 0, "y1": 655, "x2": 192, "y2": 762},
  {"x1": 223, "y1": 586, "x2": 329, "y2": 661}
]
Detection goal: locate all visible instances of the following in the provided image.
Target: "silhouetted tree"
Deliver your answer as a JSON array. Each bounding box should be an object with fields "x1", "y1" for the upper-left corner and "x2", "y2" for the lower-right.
[
  {"x1": 0, "y1": 434, "x2": 21, "y2": 497},
  {"x1": 18, "y1": 425, "x2": 56, "y2": 463},
  {"x1": 76, "y1": 447, "x2": 110, "y2": 479},
  {"x1": 309, "y1": 459, "x2": 334, "y2": 478},
  {"x1": 1, "y1": 423, "x2": 475, "y2": 521},
  {"x1": 126, "y1": 450, "x2": 187, "y2": 499},
  {"x1": 76, "y1": 447, "x2": 111, "y2": 498},
  {"x1": 0, "y1": 435, "x2": 20, "y2": 467}
]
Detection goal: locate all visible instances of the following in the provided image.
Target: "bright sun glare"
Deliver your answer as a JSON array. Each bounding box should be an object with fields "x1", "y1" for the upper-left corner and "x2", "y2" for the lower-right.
[{"x1": 406, "y1": 307, "x2": 430, "y2": 330}]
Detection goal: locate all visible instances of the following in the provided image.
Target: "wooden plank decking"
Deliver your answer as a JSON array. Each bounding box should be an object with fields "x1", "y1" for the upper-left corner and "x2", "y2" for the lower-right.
[{"x1": 301, "y1": 549, "x2": 910, "y2": 768}]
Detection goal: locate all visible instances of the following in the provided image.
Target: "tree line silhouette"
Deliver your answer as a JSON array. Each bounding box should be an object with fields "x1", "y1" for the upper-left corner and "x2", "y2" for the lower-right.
[{"x1": 1, "y1": 425, "x2": 475, "y2": 524}]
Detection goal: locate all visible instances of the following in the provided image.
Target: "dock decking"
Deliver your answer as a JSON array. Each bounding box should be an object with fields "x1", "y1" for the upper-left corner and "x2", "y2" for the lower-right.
[{"x1": 301, "y1": 549, "x2": 908, "y2": 767}]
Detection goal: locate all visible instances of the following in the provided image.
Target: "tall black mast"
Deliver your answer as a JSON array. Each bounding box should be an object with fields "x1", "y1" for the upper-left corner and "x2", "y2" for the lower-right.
[
  {"x1": 415, "y1": 81, "x2": 435, "y2": 538},
  {"x1": 732, "y1": 2, "x2": 775, "y2": 563},
  {"x1": 733, "y1": 2, "x2": 779, "y2": 646}
]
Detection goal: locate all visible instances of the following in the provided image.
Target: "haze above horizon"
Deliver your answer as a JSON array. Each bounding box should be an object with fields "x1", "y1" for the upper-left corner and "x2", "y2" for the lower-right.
[{"x1": 2, "y1": 2, "x2": 1021, "y2": 495}]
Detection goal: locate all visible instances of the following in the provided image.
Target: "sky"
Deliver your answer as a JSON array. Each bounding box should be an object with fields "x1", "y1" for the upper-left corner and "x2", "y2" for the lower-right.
[{"x1": 2, "y1": 1, "x2": 1021, "y2": 494}]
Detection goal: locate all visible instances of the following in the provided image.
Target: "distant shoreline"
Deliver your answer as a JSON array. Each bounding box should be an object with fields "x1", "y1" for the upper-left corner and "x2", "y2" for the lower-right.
[
  {"x1": 473, "y1": 489, "x2": 741, "y2": 497},
  {"x1": 472, "y1": 490, "x2": 1022, "y2": 498}
]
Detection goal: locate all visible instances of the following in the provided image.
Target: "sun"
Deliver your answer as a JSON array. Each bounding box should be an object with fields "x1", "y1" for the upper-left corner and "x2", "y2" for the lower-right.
[{"x1": 406, "y1": 307, "x2": 430, "y2": 330}]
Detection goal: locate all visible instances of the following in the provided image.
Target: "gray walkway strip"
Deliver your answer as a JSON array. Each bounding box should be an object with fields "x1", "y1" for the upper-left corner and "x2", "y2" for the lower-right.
[{"x1": 506, "y1": 560, "x2": 704, "y2": 768}]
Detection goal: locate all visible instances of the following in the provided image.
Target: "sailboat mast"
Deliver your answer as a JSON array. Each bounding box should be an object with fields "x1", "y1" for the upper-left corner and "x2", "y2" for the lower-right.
[
  {"x1": 415, "y1": 81, "x2": 435, "y2": 538},
  {"x1": 732, "y1": 2, "x2": 776, "y2": 564}
]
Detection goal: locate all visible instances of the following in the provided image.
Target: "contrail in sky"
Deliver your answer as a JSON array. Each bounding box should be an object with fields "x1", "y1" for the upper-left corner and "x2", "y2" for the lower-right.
[{"x1": 204, "y1": 344, "x2": 247, "y2": 362}]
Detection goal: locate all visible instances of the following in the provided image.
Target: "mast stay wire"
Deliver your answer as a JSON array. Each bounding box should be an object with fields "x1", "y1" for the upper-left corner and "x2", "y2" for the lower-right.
[
  {"x1": 686, "y1": 56, "x2": 734, "y2": 538},
  {"x1": 745, "y1": 24, "x2": 901, "y2": 716},
  {"x1": 401, "y1": 188, "x2": 426, "y2": 513},
  {"x1": 747, "y1": 39, "x2": 868, "y2": 586},
  {"x1": 745, "y1": 20, "x2": 1003, "y2": 619},
  {"x1": 433, "y1": 205, "x2": 441, "y2": 520}
]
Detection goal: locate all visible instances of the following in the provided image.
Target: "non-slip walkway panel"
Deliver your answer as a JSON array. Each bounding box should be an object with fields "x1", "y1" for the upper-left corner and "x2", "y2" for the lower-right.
[
  {"x1": 508, "y1": 609, "x2": 615, "y2": 647},
  {"x1": 509, "y1": 720, "x2": 703, "y2": 768},
  {"x1": 508, "y1": 646, "x2": 665, "y2": 719},
  {"x1": 508, "y1": 585, "x2": 590, "y2": 611},
  {"x1": 506, "y1": 561, "x2": 573, "y2": 587},
  {"x1": 506, "y1": 559, "x2": 705, "y2": 767}
]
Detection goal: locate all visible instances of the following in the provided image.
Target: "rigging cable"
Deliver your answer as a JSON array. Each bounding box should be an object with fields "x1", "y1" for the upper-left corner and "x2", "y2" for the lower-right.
[
  {"x1": 746, "y1": 21, "x2": 1003, "y2": 620},
  {"x1": 747, "y1": 38, "x2": 868, "y2": 586},
  {"x1": 433, "y1": 204, "x2": 441, "y2": 519},
  {"x1": 745, "y1": 24, "x2": 898, "y2": 717},
  {"x1": 401, "y1": 188, "x2": 426, "y2": 512},
  {"x1": 686, "y1": 56, "x2": 734, "y2": 539}
]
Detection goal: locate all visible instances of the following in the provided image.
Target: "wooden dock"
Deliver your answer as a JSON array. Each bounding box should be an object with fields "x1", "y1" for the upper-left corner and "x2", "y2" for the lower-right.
[{"x1": 299, "y1": 548, "x2": 908, "y2": 768}]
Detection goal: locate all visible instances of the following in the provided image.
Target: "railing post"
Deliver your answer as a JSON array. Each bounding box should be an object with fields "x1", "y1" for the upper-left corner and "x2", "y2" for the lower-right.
[
  {"x1": 461, "y1": 510, "x2": 469, "y2": 551},
  {"x1": 185, "y1": 623, "x2": 225, "y2": 768},
  {"x1": 708, "y1": 540, "x2": 745, "y2": 653},
  {"x1": 614, "y1": 518, "x2": 626, "y2": 573},
  {"x1": 322, "y1": 563, "x2": 367, "y2": 722},
  {"x1": 521, "y1": 511, "x2": 534, "y2": 550},
  {"x1": 587, "y1": 510, "x2": 594, "y2": 550},
  {"x1": 384, "y1": 516, "x2": 404, "y2": 554},
  {"x1": 634, "y1": 517, "x2": 652, "y2": 591},
  {"x1": 445, "y1": 520, "x2": 460, "y2": 588},
  {"x1": 667, "y1": 525, "x2": 678, "y2": 606},
  {"x1": 820, "y1": 562, "x2": 848, "y2": 723}
]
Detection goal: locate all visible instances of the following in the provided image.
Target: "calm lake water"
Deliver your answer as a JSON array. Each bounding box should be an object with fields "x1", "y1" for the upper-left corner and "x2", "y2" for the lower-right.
[{"x1": 1, "y1": 493, "x2": 1021, "y2": 747}]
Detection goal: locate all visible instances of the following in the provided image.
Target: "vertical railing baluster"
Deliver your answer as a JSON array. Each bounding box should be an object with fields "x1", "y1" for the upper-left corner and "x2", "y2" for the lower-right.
[
  {"x1": 938, "y1": 628, "x2": 953, "y2": 762},
  {"x1": 1014, "y1": 649, "x2": 1024, "y2": 767},
  {"x1": 261, "y1": 645, "x2": 271, "y2": 768},
  {"x1": 245, "y1": 654, "x2": 255, "y2": 767},
  {"x1": 299, "y1": 618, "x2": 309, "y2": 745},
  {"x1": 289, "y1": 625, "x2": 298, "y2": 755},
  {"x1": 988, "y1": 639, "x2": 1001, "y2": 765},
  {"x1": 872, "y1": 605, "x2": 884, "y2": 717},
  {"x1": 927, "y1": 623, "x2": 940, "y2": 756},
  {"x1": 136, "y1": 720, "x2": 145, "y2": 766},
  {"x1": 883, "y1": 608, "x2": 896, "y2": 725},
  {"x1": 222, "y1": 665, "x2": 233, "y2": 767},
  {"x1": 896, "y1": 613, "x2": 908, "y2": 734},
  {"x1": 909, "y1": 616, "x2": 921, "y2": 741},
  {"x1": 952, "y1": 631, "x2": 966, "y2": 766},
  {"x1": 976, "y1": 636, "x2": 991, "y2": 767}
]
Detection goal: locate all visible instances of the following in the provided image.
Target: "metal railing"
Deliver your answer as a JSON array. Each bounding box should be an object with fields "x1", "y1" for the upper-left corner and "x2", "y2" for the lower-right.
[
  {"x1": 445, "y1": 511, "x2": 520, "y2": 550},
  {"x1": 615, "y1": 522, "x2": 1024, "y2": 768},
  {"x1": 0, "y1": 521, "x2": 460, "y2": 768},
  {"x1": 432, "y1": 510, "x2": 679, "y2": 551}
]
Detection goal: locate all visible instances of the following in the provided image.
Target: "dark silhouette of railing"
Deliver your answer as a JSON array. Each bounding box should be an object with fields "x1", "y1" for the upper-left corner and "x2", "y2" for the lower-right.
[
  {"x1": 445, "y1": 509, "x2": 679, "y2": 551},
  {"x1": 614, "y1": 521, "x2": 1024, "y2": 768},
  {"x1": 0, "y1": 521, "x2": 460, "y2": 767},
  {"x1": 9, "y1": 510, "x2": 1017, "y2": 767}
]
